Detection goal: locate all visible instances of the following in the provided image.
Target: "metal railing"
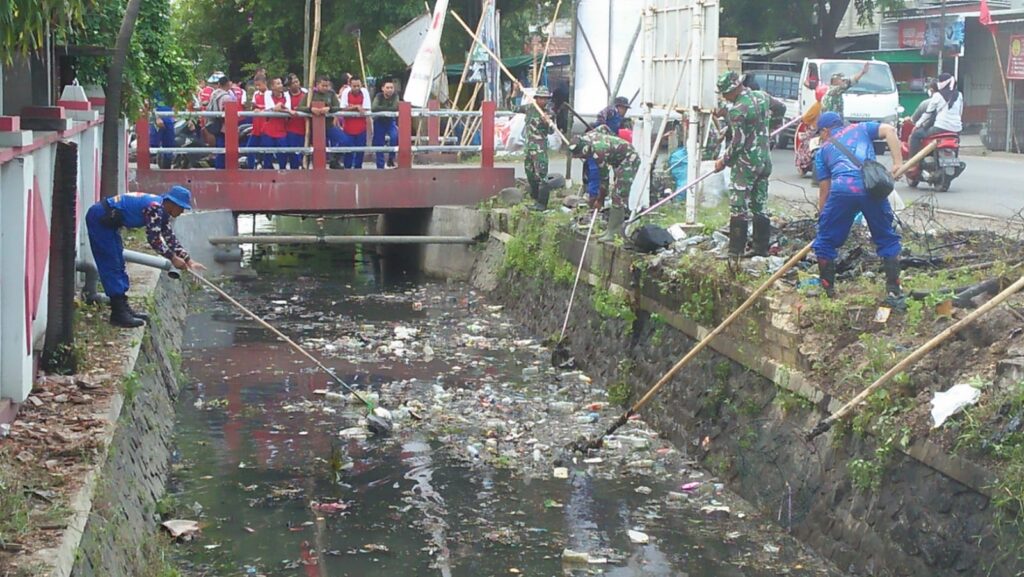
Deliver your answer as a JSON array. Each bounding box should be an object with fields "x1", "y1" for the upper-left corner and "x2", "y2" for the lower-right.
[{"x1": 136, "y1": 99, "x2": 500, "y2": 171}]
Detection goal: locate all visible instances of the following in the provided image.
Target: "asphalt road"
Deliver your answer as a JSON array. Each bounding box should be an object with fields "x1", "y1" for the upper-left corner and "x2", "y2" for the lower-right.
[
  {"x1": 503, "y1": 149, "x2": 1023, "y2": 219},
  {"x1": 768, "y1": 149, "x2": 1024, "y2": 219}
]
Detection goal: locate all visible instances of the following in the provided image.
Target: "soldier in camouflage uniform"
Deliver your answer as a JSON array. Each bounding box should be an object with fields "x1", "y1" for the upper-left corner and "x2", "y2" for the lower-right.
[
  {"x1": 569, "y1": 125, "x2": 640, "y2": 242},
  {"x1": 521, "y1": 86, "x2": 555, "y2": 210},
  {"x1": 820, "y1": 62, "x2": 870, "y2": 117},
  {"x1": 714, "y1": 71, "x2": 786, "y2": 257}
]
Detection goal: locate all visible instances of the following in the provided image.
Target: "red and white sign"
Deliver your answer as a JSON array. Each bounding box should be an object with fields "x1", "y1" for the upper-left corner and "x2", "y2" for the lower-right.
[
  {"x1": 898, "y1": 20, "x2": 927, "y2": 48},
  {"x1": 1009, "y1": 35, "x2": 1024, "y2": 80}
]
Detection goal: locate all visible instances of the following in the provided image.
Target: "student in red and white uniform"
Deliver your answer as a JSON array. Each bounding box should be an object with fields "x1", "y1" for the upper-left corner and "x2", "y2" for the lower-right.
[
  {"x1": 246, "y1": 75, "x2": 268, "y2": 169},
  {"x1": 263, "y1": 77, "x2": 292, "y2": 169},
  {"x1": 339, "y1": 77, "x2": 372, "y2": 169},
  {"x1": 284, "y1": 73, "x2": 308, "y2": 169}
]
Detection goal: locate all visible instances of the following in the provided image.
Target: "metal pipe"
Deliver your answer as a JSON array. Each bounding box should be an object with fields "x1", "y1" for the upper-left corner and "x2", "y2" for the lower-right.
[
  {"x1": 123, "y1": 249, "x2": 180, "y2": 279},
  {"x1": 208, "y1": 235, "x2": 476, "y2": 245},
  {"x1": 75, "y1": 260, "x2": 109, "y2": 305}
]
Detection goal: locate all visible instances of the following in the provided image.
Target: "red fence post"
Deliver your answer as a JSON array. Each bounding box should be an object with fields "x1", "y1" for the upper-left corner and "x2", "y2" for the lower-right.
[
  {"x1": 136, "y1": 115, "x2": 151, "y2": 171},
  {"x1": 428, "y1": 99, "x2": 440, "y2": 147},
  {"x1": 312, "y1": 108, "x2": 327, "y2": 171},
  {"x1": 481, "y1": 100, "x2": 495, "y2": 169},
  {"x1": 398, "y1": 101, "x2": 413, "y2": 169},
  {"x1": 224, "y1": 101, "x2": 239, "y2": 170}
]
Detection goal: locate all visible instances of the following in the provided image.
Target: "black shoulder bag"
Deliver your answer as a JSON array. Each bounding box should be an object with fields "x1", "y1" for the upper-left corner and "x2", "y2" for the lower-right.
[{"x1": 826, "y1": 130, "x2": 894, "y2": 200}]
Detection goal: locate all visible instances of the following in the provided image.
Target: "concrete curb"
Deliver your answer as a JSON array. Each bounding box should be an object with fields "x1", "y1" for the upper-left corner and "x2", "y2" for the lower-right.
[{"x1": 32, "y1": 265, "x2": 160, "y2": 577}]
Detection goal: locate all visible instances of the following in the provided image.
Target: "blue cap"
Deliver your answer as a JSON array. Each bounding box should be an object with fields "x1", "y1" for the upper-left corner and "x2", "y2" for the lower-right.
[
  {"x1": 164, "y1": 185, "x2": 193, "y2": 210},
  {"x1": 818, "y1": 112, "x2": 844, "y2": 131}
]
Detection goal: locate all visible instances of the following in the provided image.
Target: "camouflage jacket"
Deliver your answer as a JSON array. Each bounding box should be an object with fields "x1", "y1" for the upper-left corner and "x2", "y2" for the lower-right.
[
  {"x1": 721, "y1": 89, "x2": 786, "y2": 171},
  {"x1": 574, "y1": 125, "x2": 635, "y2": 167},
  {"x1": 821, "y1": 80, "x2": 852, "y2": 116},
  {"x1": 521, "y1": 102, "x2": 554, "y2": 145}
]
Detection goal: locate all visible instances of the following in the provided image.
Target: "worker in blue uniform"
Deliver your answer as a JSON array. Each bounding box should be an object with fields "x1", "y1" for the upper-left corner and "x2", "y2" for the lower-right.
[{"x1": 85, "y1": 186, "x2": 206, "y2": 328}]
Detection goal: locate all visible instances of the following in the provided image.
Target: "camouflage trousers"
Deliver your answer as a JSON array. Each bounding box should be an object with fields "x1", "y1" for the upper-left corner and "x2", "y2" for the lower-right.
[
  {"x1": 524, "y1": 145, "x2": 548, "y2": 189},
  {"x1": 609, "y1": 154, "x2": 640, "y2": 208},
  {"x1": 729, "y1": 164, "x2": 770, "y2": 218}
]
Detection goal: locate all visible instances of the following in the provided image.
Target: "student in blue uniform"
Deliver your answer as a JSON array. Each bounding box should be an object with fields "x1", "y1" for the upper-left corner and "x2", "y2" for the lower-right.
[{"x1": 85, "y1": 186, "x2": 206, "y2": 327}]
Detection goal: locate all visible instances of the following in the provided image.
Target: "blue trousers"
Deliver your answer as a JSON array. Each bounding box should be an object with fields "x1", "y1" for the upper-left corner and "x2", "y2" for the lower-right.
[
  {"x1": 214, "y1": 133, "x2": 226, "y2": 169},
  {"x1": 327, "y1": 125, "x2": 344, "y2": 166},
  {"x1": 260, "y1": 135, "x2": 288, "y2": 169},
  {"x1": 149, "y1": 117, "x2": 175, "y2": 167},
  {"x1": 86, "y1": 203, "x2": 129, "y2": 297},
  {"x1": 285, "y1": 132, "x2": 304, "y2": 169},
  {"x1": 813, "y1": 192, "x2": 901, "y2": 262},
  {"x1": 585, "y1": 157, "x2": 601, "y2": 198},
  {"x1": 373, "y1": 120, "x2": 398, "y2": 168},
  {"x1": 341, "y1": 131, "x2": 367, "y2": 169},
  {"x1": 246, "y1": 133, "x2": 263, "y2": 169}
]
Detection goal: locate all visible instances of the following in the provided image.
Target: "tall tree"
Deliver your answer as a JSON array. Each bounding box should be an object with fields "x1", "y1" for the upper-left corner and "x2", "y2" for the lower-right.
[
  {"x1": 100, "y1": 0, "x2": 143, "y2": 199},
  {"x1": 721, "y1": 0, "x2": 904, "y2": 57},
  {"x1": 0, "y1": 0, "x2": 89, "y2": 63}
]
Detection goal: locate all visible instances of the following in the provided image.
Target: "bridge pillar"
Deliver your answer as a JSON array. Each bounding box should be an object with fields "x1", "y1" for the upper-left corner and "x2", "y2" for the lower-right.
[
  {"x1": 398, "y1": 101, "x2": 413, "y2": 169},
  {"x1": 224, "y1": 101, "x2": 240, "y2": 171},
  {"x1": 482, "y1": 101, "x2": 495, "y2": 169}
]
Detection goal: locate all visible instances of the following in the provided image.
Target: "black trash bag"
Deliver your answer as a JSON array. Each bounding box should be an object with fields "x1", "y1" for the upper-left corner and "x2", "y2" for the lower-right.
[{"x1": 631, "y1": 224, "x2": 674, "y2": 254}]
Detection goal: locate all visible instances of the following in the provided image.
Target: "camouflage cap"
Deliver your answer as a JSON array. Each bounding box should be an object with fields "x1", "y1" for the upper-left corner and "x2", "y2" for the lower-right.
[
  {"x1": 613, "y1": 96, "x2": 629, "y2": 108},
  {"x1": 534, "y1": 86, "x2": 552, "y2": 99},
  {"x1": 715, "y1": 71, "x2": 742, "y2": 94}
]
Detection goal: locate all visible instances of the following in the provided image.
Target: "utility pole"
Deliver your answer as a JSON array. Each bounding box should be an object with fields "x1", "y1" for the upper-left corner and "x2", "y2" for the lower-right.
[{"x1": 937, "y1": 0, "x2": 947, "y2": 75}]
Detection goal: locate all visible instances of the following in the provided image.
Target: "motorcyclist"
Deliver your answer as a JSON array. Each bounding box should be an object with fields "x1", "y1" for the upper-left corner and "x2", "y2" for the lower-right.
[{"x1": 909, "y1": 73, "x2": 963, "y2": 158}]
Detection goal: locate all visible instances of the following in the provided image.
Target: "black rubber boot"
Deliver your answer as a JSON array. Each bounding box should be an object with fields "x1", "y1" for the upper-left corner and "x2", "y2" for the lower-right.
[
  {"x1": 125, "y1": 299, "x2": 150, "y2": 322},
  {"x1": 883, "y1": 257, "x2": 907, "y2": 311},
  {"x1": 728, "y1": 215, "x2": 748, "y2": 258},
  {"x1": 817, "y1": 259, "x2": 837, "y2": 298},
  {"x1": 109, "y1": 295, "x2": 145, "y2": 328},
  {"x1": 528, "y1": 183, "x2": 540, "y2": 203},
  {"x1": 752, "y1": 213, "x2": 771, "y2": 257},
  {"x1": 532, "y1": 183, "x2": 551, "y2": 211}
]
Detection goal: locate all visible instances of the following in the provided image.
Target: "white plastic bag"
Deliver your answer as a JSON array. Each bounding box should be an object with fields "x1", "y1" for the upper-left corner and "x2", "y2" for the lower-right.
[
  {"x1": 502, "y1": 113, "x2": 527, "y2": 152},
  {"x1": 698, "y1": 160, "x2": 729, "y2": 208},
  {"x1": 547, "y1": 132, "x2": 562, "y2": 151},
  {"x1": 930, "y1": 384, "x2": 981, "y2": 428}
]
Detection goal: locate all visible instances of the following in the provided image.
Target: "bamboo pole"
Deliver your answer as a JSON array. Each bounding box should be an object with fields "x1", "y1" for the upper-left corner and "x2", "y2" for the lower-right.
[
  {"x1": 991, "y1": 32, "x2": 1021, "y2": 154},
  {"x1": 535, "y1": 0, "x2": 565, "y2": 88},
  {"x1": 356, "y1": 30, "x2": 368, "y2": 84},
  {"x1": 451, "y1": 10, "x2": 571, "y2": 146},
  {"x1": 302, "y1": 0, "x2": 322, "y2": 167},
  {"x1": 443, "y1": 0, "x2": 491, "y2": 142},
  {"x1": 807, "y1": 274, "x2": 1024, "y2": 440},
  {"x1": 578, "y1": 242, "x2": 815, "y2": 451}
]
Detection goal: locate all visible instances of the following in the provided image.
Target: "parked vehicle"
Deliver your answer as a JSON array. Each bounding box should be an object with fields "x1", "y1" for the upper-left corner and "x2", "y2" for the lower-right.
[
  {"x1": 899, "y1": 117, "x2": 966, "y2": 192},
  {"x1": 799, "y1": 59, "x2": 902, "y2": 129},
  {"x1": 745, "y1": 69, "x2": 801, "y2": 148}
]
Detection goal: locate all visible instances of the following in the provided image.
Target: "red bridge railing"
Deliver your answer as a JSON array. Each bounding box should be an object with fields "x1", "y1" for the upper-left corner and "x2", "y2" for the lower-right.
[{"x1": 135, "y1": 100, "x2": 498, "y2": 173}]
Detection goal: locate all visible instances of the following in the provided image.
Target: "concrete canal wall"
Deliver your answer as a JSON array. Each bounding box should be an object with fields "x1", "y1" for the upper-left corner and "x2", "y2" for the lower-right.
[{"x1": 472, "y1": 208, "x2": 1021, "y2": 577}]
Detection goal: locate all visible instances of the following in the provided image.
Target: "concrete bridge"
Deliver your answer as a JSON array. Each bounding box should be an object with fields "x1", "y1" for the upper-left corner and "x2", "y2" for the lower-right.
[{"x1": 133, "y1": 101, "x2": 516, "y2": 213}]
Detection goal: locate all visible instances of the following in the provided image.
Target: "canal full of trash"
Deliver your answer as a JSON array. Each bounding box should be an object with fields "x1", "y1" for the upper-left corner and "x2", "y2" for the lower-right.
[{"x1": 169, "y1": 228, "x2": 844, "y2": 576}]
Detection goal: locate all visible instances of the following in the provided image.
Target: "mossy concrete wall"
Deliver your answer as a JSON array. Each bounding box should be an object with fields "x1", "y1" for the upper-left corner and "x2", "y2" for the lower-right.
[{"x1": 479, "y1": 209, "x2": 1021, "y2": 577}]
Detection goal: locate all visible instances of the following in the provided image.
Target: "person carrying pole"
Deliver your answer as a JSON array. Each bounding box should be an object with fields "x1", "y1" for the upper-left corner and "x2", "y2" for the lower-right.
[
  {"x1": 520, "y1": 86, "x2": 556, "y2": 211},
  {"x1": 713, "y1": 71, "x2": 786, "y2": 258},
  {"x1": 812, "y1": 111, "x2": 906, "y2": 309},
  {"x1": 85, "y1": 186, "x2": 206, "y2": 328},
  {"x1": 569, "y1": 126, "x2": 640, "y2": 242}
]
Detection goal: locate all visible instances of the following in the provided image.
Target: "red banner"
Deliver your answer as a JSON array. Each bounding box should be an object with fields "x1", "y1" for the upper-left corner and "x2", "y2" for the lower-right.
[{"x1": 1009, "y1": 35, "x2": 1024, "y2": 80}]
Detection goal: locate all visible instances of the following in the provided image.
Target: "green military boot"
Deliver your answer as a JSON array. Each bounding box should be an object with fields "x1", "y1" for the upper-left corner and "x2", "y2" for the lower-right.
[{"x1": 600, "y1": 206, "x2": 625, "y2": 242}]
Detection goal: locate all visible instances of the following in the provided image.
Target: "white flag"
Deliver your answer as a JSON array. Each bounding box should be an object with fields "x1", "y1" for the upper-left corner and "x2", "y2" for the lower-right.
[{"x1": 404, "y1": 0, "x2": 449, "y2": 107}]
